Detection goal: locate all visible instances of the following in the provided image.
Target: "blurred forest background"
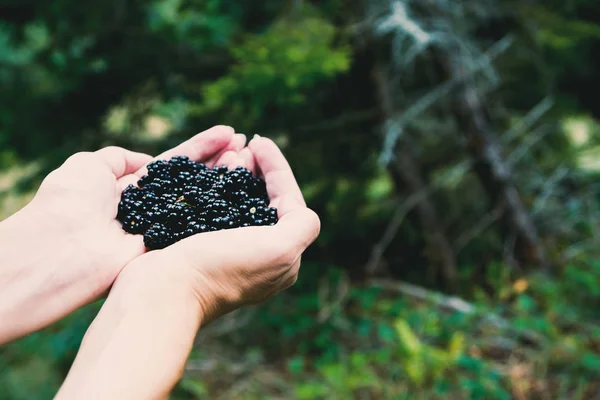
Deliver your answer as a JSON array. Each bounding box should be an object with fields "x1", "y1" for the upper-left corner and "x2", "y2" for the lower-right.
[{"x1": 1, "y1": 0, "x2": 600, "y2": 398}]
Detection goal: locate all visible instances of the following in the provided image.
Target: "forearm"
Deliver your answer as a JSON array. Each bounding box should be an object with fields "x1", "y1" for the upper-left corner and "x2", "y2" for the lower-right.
[
  {"x1": 0, "y1": 205, "x2": 99, "y2": 344},
  {"x1": 57, "y1": 258, "x2": 203, "y2": 400}
]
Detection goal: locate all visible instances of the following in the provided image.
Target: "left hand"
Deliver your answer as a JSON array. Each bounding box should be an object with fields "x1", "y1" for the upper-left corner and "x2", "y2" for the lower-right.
[{"x1": 0, "y1": 125, "x2": 245, "y2": 343}]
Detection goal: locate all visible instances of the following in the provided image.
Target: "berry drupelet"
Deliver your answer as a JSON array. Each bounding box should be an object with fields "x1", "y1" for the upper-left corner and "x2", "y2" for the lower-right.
[{"x1": 117, "y1": 156, "x2": 278, "y2": 250}]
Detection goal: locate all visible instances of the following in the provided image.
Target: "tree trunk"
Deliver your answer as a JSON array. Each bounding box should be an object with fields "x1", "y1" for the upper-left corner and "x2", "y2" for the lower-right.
[
  {"x1": 373, "y1": 65, "x2": 458, "y2": 286},
  {"x1": 445, "y1": 58, "x2": 546, "y2": 268},
  {"x1": 392, "y1": 141, "x2": 459, "y2": 286}
]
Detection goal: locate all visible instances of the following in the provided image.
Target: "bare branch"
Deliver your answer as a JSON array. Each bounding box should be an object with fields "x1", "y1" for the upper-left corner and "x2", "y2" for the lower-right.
[
  {"x1": 379, "y1": 35, "x2": 514, "y2": 165},
  {"x1": 506, "y1": 124, "x2": 554, "y2": 168},
  {"x1": 454, "y1": 204, "x2": 505, "y2": 254},
  {"x1": 503, "y1": 96, "x2": 554, "y2": 145},
  {"x1": 365, "y1": 159, "x2": 471, "y2": 276},
  {"x1": 369, "y1": 278, "x2": 475, "y2": 313},
  {"x1": 368, "y1": 278, "x2": 544, "y2": 345},
  {"x1": 365, "y1": 189, "x2": 431, "y2": 275},
  {"x1": 531, "y1": 165, "x2": 569, "y2": 216}
]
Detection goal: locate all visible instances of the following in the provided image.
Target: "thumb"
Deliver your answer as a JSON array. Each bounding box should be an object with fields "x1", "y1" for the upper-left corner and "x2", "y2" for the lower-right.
[{"x1": 162, "y1": 207, "x2": 320, "y2": 277}]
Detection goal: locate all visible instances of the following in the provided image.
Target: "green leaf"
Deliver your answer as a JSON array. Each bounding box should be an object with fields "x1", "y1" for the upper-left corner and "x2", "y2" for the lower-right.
[
  {"x1": 448, "y1": 332, "x2": 466, "y2": 360},
  {"x1": 179, "y1": 379, "x2": 208, "y2": 397},
  {"x1": 581, "y1": 352, "x2": 600, "y2": 373},
  {"x1": 378, "y1": 322, "x2": 396, "y2": 343},
  {"x1": 394, "y1": 319, "x2": 422, "y2": 356},
  {"x1": 288, "y1": 355, "x2": 306, "y2": 375}
]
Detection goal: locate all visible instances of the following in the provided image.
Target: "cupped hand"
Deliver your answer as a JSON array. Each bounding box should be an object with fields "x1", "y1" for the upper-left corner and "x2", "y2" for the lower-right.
[
  {"x1": 54, "y1": 135, "x2": 320, "y2": 399},
  {"x1": 35, "y1": 125, "x2": 247, "y2": 292},
  {"x1": 0, "y1": 126, "x2": 245, "y2": 341},
  {"x1": 116, "y1": 135, "x2": 321, "y2": 324}
]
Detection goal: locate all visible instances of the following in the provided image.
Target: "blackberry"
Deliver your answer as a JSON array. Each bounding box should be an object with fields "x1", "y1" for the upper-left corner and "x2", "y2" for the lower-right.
[
  {"x1": 213, "y1": 165, "x2": 228, "y2": 175},
  {"x1": 123, "y1": 184, "x2": 142, "y2": 197},
  {"x1": 121, "y1": 213, "x2": 151, "y2": 234},
  {"x1": 116, "y1": 155, "x2": 279, "y2": 250},
  {"x1": 170, "y1": 156, "x2": 192, "y2": 171},
  {"x1": 144, "y1": 223, "x2": 175, "y2": 250},
  {"x1": 147, "y1": 160, "x2": 171, "y2": 178},
  {"x1": 137, "y1": 175, "x2": 152, "y2": 187}
]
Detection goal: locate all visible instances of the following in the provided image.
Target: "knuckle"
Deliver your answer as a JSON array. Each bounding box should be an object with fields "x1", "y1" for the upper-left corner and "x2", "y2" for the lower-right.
[
  {"x1": 41, "y1": 153, "x2": 94, "y2": 188},
  {"x1": 65, "y1": 151, "x2": 94, "y2": 165},
  {"x1": 97, "y1": 145, "x2": 123, "y2": 155}
]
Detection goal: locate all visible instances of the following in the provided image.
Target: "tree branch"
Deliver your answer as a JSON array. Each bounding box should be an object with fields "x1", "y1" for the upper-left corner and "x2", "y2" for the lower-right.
[{"x1": 368, "y1": 278, "x2": 544, "y2": 345}]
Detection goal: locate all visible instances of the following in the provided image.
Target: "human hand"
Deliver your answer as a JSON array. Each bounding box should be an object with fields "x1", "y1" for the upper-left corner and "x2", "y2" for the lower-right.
[
  {"x1": 56, "y1": 135, "x2": 320, "y2": 399},
  {"x1": 0, "y1": 125, "x2": 244, "y2": 343},
  {"x1": 116, "y1": 135, "x2": 320, "y2": 323}
]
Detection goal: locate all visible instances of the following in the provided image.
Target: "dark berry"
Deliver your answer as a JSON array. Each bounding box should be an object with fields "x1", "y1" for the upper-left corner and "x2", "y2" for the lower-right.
[
  {"x1": 137, "y1": 175, "x2": 153, "y2": 187},
  {"x1": 144, "y1": 223, "x2": 175, "y2": 250},
  {"x1": 117, "y1": 158, "x2": 278, "y2": 250}
]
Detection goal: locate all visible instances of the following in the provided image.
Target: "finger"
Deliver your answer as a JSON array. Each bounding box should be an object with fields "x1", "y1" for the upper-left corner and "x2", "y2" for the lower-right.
[
  {"x1": 135, "y1": 126, "x2": 235, "y2": 177},
  {"x1": 207, "y1": 134, "x2": 247, "y2": 168},
  {"x1": 215, "y1": 151, "x2": 246, "y2": 170},
  {"x1": 116, "y1": 130, "x2": 243, "y2": 192},
  {"x1": 166, "y1": 207, "x2": 320, "y2": 273},
  {"x1": 273, "y1": 208, "x2": 320, "y2": 251},
  {"x1": 157, "y1": 126, "x2": 236, "y2": 162},
  {"x1": 116, "y1": 174, "x2": 141, "y2": 194},
  {"x1": 95, "y1": 147, "x2": 153, "y2": 178},
  {"x1": 239, "y1": 148, "x2": 257, "y2": 174},
  {"x1": 269, "y1": 193, "x2": 307, "y2": 217},
  {"x1": 231, "y1": 134, "x2": 247, "y2": 151},
  {"x1": 248, "y1": 136, "x2": 305, "y2": 208}
]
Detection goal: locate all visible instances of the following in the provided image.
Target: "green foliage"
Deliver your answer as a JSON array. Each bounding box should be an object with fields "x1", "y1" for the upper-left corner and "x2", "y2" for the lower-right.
[
  {"x1": 2, "y1": 0, "x2": 600, "y2": 398},
  {"x1": 147, "y1": 0, "x2": 237, "y2": 50},
  {"x1": 0, "y1": 302, "x2": 102, "y2": 399},
  {"x1": 170, "y1": 261, "x2": 598, "y2": 399},
  {"x1": 194, "y1": 13, "x2": 351, "y2": 128}
]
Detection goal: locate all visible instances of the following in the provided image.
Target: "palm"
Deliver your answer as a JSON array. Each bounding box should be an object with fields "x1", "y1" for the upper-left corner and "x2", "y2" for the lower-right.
[
  {"x1": 33, "y1": 126, "x2": 244, "y2": 294},
  {"x1": 144, "y1": 136, "x2": 320, "y2": 318}
]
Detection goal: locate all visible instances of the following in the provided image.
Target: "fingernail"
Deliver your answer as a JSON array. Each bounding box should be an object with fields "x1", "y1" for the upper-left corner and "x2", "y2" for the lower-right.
[
  {"x1": 253, "y1": 134, "x2": 261, "y2": 140},
  {"x1": 235, "y1": 133, "x2": 247, "y2": 142},
  {"x1": 215, "y1": 125, "x2": 235, "y2": 134}
]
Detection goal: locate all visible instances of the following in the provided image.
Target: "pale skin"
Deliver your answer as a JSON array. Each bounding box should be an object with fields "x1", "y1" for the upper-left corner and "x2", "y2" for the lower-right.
[{"x1": 0, "y1": 126, "x2": 320, "y2": 399}]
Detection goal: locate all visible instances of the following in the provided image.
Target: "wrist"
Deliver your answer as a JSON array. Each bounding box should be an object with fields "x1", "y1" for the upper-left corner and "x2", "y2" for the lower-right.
[{"x1": 110, "y1": 254, "x2": 206, "y2": 326}]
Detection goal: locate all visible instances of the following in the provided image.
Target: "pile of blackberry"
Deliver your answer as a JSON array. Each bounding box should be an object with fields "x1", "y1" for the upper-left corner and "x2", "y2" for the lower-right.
[{"x1": 117, "y1": 156, "x2": 278, "y2": 250}]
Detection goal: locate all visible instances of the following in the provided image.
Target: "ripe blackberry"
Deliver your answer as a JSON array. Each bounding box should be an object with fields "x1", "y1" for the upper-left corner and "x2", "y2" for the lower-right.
[
  {"x1": 117, "y1": 155, "x2": 279, "y2": 250},
  {"x1": 121, "y1": 213, "x2": 151, "y2": 234},
  {"x1": 213, "y1": 165, "x2": 228, "y2": 175},
  {"x1": 170, "y1": 156, "x2": 192, "y2": 171},
  {"x1": 147, "y1": 160, "x2": 171, "y2": 178},
  {"x1": 137, "y1": 175, "x2": 152, "y2": 187},
  {"x1": 144, "y1": 223, "x2": 175, "y2": 250}
]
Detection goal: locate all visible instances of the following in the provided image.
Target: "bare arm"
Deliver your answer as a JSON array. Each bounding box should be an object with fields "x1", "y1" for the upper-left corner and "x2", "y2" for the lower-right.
[
  {"x1": 56, "y1": 136, "x2": 320, "y2": 399},
  {"x1": 55, "y1": 260, "x2": 202, "y2": 400}
]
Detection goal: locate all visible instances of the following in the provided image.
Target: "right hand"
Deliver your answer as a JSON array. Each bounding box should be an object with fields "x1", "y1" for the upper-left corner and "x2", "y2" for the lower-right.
[{"x1": 114, "y1": 135, "x2": 321, "y2": 324}]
